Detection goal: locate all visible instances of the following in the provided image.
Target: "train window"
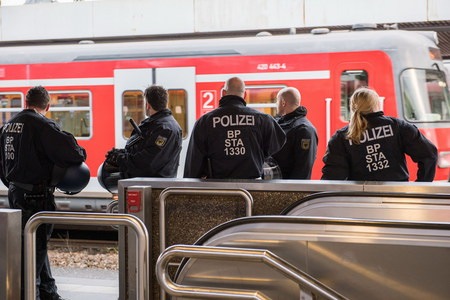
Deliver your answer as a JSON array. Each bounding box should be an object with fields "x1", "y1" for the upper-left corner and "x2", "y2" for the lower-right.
[
  {"x1": 340, "y1": 70, "x2": 369, "y2": 121},
  {"x1": 168, "y1": 89, "x2": 188, "y2": 138},
  {"x1": 122, "y1": 89, "x2": 188, "y2": 139},
  {"x1": 401, "y1": 69, "x2": 450, "y2": 122},
  {"x1": 122, "y1": 91, "x2": 145, "y2": 139},
  {"x1": 244, "y1": 86, "x2": 282, "y2": 116},
  {"x1": 47, "y1": 92, "x2": 92, "y2": 138},
  {"x1": 0, "y1": 93, "x2": 23, "y2": 126}
]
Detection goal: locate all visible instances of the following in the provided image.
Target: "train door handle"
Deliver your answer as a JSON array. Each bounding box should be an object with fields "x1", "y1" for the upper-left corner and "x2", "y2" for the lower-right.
[{"x1": 325, "y1": 98, "x2": 332, "y2": 143}]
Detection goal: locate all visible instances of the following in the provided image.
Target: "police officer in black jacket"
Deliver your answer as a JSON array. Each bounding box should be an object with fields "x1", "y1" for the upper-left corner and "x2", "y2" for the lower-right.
[
  {"x1": 272, "y1": 87, "x2": 318, "y2": 179},
  {"x1": 184, "y1": 77, "x2": 286, "y2": 179},
  {"x1": 322, "y1": 87, "x2": 437, "y2": 181},
  {"x1": 105, "y1": 85, "x2": 182, "y2": 178},
  {"x1": 0, "y1": 86, "x2": 87, "y2": 300}
]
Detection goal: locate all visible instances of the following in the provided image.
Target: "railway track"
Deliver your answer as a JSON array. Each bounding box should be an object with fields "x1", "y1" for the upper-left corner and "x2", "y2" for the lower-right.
[
  {"x1": 49, "y1": 228, "x2": 118, "y2": 250},
  {"x1": 49, "y1": 238, "x2": 118, "y2": 250},
  {"x1": 48, "y1": 228, "x2": 119, "y2": 270}
]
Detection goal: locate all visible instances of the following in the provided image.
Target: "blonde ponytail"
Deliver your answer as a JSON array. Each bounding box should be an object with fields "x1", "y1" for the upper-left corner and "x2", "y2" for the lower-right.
[
  {"x1": 347, "y1": 111, "x2": 368, "y2": 144},
  {"x1": 346, "y1": 87, "x2": 380, "y2": 144}
]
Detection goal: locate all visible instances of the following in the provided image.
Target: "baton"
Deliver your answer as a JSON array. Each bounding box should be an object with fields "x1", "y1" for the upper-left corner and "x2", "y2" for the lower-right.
[{"x1": 129, "y1": 118, "x2": 143, "y2": 137}]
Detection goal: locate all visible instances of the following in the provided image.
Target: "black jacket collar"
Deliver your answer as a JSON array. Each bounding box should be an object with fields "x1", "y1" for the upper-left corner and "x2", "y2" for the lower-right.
[
  {"x1": 278, "y1": 106, "x2": 307, "y2": 123},
  {"x1": 219, "y1": 95, "x2": 247, "y2": 107},
  {"x1": 362, "y1": 111, "x2": 384, "y2": 120}
]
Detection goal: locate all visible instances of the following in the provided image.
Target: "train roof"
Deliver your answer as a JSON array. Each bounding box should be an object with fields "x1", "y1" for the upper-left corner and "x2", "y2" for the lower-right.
[{"x1": 0, "y1": 29, "x2": 440, "y2": 65}]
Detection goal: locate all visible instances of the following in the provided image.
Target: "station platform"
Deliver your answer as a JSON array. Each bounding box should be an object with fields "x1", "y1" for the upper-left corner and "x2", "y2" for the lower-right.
[{"x1": 52, "y1": 267, "x2": 118, "y2": 300}]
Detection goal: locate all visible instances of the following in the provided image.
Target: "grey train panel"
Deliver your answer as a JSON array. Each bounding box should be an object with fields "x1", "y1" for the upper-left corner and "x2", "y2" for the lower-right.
[
  {"x1": 282, "y1": 192, "x2": 450, "y2": 222},
  {"x1": 175, "y1": 217, "x2": 450, "y2": 300}
]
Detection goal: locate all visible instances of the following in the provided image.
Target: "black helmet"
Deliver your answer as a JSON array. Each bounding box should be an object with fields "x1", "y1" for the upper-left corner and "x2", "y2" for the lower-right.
[
  {"x1": 97, "y1": 162, "x2": 122, "y2": 194},
  {"x1": 55, "y1": 162, "x2": 91, "y2": 195}
]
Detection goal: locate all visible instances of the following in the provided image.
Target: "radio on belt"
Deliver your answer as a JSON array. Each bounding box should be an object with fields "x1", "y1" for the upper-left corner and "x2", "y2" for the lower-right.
[{"x1": 126, "y1": 190, "x2": 142, "y2": 213}]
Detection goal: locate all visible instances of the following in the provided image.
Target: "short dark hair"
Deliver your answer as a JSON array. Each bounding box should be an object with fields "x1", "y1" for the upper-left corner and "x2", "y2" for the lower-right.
[
  {"x1": 26, "y1": 86, "x2": 50, "y2": 109},
  {"x1": 144, "y1": 85, "x2": 168, "y2": 111}
]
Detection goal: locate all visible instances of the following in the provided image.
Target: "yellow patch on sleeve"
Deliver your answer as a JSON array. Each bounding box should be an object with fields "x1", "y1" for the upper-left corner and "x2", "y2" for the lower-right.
[
  {"x1": 301, "y1": 139, "x2": 311, "y2": 150},
  {"x1": 155, "y1": 135, "x2": 168, "y2": 147}
]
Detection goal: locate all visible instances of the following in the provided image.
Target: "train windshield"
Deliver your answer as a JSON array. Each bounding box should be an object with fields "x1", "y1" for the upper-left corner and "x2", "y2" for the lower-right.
[{"x1": 401, "y1": 68, "x2": 450, "y2": 122}]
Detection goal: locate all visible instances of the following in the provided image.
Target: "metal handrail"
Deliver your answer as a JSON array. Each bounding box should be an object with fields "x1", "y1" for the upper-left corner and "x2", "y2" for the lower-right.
[
  {"x1": 24, "y1": 212, "x2": 149, "y2": 300},
  {"x1": 159, "y1": 187, "x2": 253, "y2": 251},
  {"x1": 156, "y1": 245, "x2": 347, "y2": 300},
  {"x1": 106, "y1": 199, "x2": 119, "y2": 213}
]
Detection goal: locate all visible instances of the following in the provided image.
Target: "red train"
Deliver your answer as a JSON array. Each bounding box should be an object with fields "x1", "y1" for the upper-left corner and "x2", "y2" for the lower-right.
[{"x1": 0, "y1": 25, "x2": 449, "y2": 205}]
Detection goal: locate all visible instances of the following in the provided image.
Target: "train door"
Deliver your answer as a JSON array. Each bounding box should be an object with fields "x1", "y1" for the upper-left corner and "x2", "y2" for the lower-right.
[
  {"x1": 154, "y1": 67, "x2": 196, "y2": 177},
  {"x1": 114, "y1": 67, "x2": 195, "y2": 177},
  {"x1": 114, "y1": 68, "x2": 153, "y2": 148},
  {"x1": 330, "y1": 60, "x2": 376, "y2": 142},
  {"x1": 330, "y1": 52, "x2": 394, "y2": 142}
]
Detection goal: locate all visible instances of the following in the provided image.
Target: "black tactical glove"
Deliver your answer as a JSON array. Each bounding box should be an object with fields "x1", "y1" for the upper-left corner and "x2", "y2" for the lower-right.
[{"x1": 105, "y1": 148, "x2": 126, "y2": 167}]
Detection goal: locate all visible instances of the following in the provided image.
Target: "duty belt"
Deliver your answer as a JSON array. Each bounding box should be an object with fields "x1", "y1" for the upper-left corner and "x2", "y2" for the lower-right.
[{"x1": 9, "y1": 181, "x2": 53, "y2": 193}]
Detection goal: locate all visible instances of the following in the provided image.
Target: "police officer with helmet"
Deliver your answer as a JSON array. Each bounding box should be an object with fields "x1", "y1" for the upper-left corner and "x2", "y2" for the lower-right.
[
  {"x1": 184, "y1": 77, "x2": 286, "y2": 179},
  {"x1": 0, "y1": 86, "x2": 87, "y2": 300},
  {"x1": 102, "y1": 85, "x2": 182, "y2": 185}
]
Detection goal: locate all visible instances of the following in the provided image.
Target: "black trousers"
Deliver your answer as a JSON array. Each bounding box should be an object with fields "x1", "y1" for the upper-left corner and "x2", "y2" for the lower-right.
[{"x1": 9, "y1": 184, "x2": 58, "y2": 300}]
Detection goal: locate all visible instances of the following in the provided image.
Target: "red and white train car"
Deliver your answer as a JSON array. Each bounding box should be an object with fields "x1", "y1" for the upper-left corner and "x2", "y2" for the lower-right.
[{"x1": 0, "y1": 26, "x2": 449, "y2": 208}]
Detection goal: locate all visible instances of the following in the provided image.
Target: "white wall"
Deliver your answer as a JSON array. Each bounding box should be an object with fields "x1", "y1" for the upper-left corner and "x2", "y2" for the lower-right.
[
  {"x1": 0, "y1": 0, "x2": 195, "y2": 41},
  {"x1": 194, "y1": 0, "x2": 304, "y2": 32},
  {"x1": 305, "y1": 0, "x2": 427, "y2": 26},
  {"x1": 0, "y1": 0, "x2": 449, "y2": 42}
]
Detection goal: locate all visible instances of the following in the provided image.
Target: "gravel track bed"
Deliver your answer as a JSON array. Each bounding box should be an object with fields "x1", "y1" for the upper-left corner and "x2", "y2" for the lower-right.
[{"x1": 48, "y1": 245, "x2": 119, "y2": 270}]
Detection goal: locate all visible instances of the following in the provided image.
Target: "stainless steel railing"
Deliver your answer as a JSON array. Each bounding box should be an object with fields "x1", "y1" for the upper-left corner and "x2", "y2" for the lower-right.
[
  {"x1": 156, "y1": 244, "x2": 347, "y2": 300},
  {"x1": 159, "y1": 187, "x2": 253, "y2": 251},
  {"x1": 24, "y1": 212, "x2": 149, "y2": 300}
]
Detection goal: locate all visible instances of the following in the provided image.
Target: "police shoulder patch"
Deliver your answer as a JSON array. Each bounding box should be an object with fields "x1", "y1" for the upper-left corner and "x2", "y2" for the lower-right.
[
  {"x1": 300, "y1": 139, "x2": 311, "y2": 150},
  {"x1": 155, "y1": 135, "x2": 168, "y2": 148}
]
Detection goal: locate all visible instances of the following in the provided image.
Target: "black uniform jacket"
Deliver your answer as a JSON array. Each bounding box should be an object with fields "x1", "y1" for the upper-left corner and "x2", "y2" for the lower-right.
[
  {"x1": 184, "y1": 95, "x2": 286, "y2": 179},
  {"x1": 272, "y1": 106, "x2": 318, "y2": 179},
  {"x1": 118, "y1": 109, "x2": 182, "y2": 178},
  {"x1": 321, "y1": 111, "x2": 438, "y2": 182},
  {"x1": 0, "y1": 109, "x2": 86, "y2": 186}
]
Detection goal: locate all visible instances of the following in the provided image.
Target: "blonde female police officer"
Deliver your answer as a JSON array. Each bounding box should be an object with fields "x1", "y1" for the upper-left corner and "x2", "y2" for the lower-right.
[{"x1": 321, "y1": 87, "x2": 437, "y2": 181}]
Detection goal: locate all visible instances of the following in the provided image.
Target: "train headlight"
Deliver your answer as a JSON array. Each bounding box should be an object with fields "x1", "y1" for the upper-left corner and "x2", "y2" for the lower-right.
[{"x1": 438, "y1": 151, "x2": 450, "y2": 168}]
